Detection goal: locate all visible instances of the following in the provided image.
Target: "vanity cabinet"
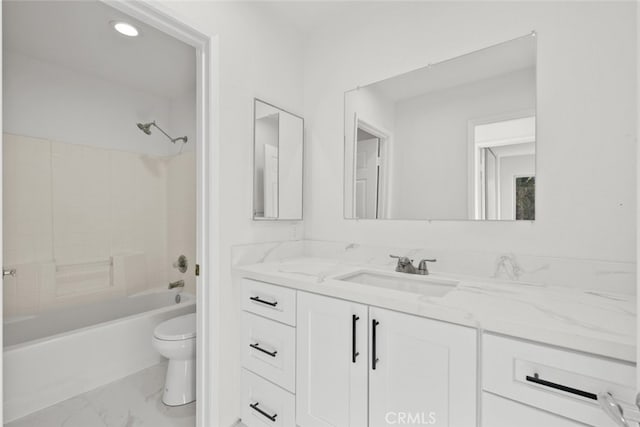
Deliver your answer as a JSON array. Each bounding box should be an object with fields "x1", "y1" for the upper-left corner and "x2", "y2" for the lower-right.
[
  {"x1": 368, "y1": 307, "x2": 477, "y2": 427},
  {"x1": 241, "y1": 279, "x2": 298, "y2": 427},
  {"x1": 482, "y1": 333, "x2": 636, "y2": 427},
  {"x1": 296, "y1": 292, "x2": 368, "y2": 427},
  {"x1": 296, "y1": 291, "x2": 477, "y2": 427},
  {"x1": 482, "y1": 392, "x2": 586, "y2": 427}
]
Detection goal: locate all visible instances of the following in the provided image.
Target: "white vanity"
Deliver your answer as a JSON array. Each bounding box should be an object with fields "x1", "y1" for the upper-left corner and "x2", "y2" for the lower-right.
[
  {"x1": 235, "y1": 257, "x2": 636, "y2": 427},
  {"x1": 241, "y1": 25, "x2": 636, "y2": 427}
]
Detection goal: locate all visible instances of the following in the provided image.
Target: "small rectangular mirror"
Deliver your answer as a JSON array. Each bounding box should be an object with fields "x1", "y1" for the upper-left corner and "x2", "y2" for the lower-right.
[
  {"x1": 254, "y1": 99, "x2": 304, "y2": 220},
  {"x1": 344, "y1": 33, "x2": 536, "y2": 221}
]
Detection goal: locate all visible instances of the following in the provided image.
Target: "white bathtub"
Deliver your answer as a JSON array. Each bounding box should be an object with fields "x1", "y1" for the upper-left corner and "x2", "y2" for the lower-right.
[{"x1": 3, "y1": 289, "x2": 196, "y2": 422}]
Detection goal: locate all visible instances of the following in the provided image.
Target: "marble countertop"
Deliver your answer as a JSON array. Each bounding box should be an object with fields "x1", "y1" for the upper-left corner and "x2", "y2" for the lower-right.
[{"x1": 235, "y1": 257, "x2": 636, "y2": 363}]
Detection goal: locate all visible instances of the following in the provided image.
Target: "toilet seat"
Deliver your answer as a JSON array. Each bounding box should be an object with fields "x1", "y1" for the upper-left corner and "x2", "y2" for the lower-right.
[{"x1": 154, "y1": 313, "x2": 196, "y2": 341}]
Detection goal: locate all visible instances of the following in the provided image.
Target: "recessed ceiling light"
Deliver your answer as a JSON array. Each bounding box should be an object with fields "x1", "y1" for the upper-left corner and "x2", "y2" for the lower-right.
[{"x1": 112, "y1": 21, "x2": 139, "y2": 37}]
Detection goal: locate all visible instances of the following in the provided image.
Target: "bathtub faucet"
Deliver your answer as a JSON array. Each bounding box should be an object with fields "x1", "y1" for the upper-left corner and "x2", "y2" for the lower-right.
[{"x1": 168, "y1": 279, "x2": 185, "y2": 290}]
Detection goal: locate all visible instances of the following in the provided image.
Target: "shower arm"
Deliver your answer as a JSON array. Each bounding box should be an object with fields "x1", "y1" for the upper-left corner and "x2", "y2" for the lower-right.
[{"x1": 150, "y1": 122, "x2": 188, "y2": 144}]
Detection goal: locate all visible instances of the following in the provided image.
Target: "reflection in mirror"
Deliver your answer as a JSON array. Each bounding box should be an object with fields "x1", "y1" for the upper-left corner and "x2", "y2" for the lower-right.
[
  {"x1": 253, "y1": 99, "x2": 304, "y2": 220},
  {"x1": 344, "y1": 33, "x2": 536, "y2": 221}
]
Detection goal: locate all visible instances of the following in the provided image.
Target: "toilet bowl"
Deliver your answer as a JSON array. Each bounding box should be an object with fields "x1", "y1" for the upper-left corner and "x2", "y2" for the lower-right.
[{"x1": 152, "y1": 312, "x2": 196, "y2": 406}]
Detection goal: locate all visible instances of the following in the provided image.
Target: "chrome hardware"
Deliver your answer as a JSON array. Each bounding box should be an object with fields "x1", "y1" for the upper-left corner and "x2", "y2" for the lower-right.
[
  {"x1": 390, "y1": 255, "x2": 416, "y2": 274},
  {"x1": 168, "y1": 279, "x2": 185, "y2": 290},
  {"x1": 390, "y1": 255, "x2": 437, "y2": 275},
  {"x1": 3, "y1": 268, "x2": 16, "y2": 278},
  {"x1": 173, "y1": 255, "x2": 188, "y2": 273},
  {"x1": 417, "y1": 259, "x2": 437, "y2": 275},
  {"x1": 598, "y1": 392, "x2": 629, "y2": 427}
]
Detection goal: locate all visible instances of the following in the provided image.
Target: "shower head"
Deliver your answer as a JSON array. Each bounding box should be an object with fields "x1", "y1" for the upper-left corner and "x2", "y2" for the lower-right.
[
  {"x1": 136, "y1": 120, "x2": 188, "y2": 145},
  {"x1": 137, "y1": 122, "x2": 153, "y2": 135}
]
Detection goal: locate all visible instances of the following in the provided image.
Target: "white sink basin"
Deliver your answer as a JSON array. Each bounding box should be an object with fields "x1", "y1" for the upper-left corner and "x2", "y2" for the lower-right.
[{"x1": 336, "y1": 270, "x2": 458, "y2": 298}]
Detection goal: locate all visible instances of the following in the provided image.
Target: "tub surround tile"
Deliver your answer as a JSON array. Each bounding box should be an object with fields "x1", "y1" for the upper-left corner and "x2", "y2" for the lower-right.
[
  {"x1": 3, "y1": 133, "x2": 197, "y2": 317},
  {"x1": 233, "y1": 245, "x2": 636, "y2": 362},
  {"x1": 6, "y1": 362, "x2": 195, "y2": 427}
]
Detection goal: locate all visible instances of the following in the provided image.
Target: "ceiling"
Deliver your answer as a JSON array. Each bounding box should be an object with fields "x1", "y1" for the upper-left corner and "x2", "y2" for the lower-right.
[{"x1": 3, "y1": 0, "x2": 196, "y2": 99}]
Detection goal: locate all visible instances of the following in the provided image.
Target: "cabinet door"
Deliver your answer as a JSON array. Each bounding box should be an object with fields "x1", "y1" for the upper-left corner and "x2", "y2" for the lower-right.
[
  {"x1": 369, "y1": 307, "x2": 477, "y2": 427},
  {"x1": 297, "y1": 292, "x2": 368, "y2": 427},
  {"x1": 482, "y1": 392, "x2": 586, "y2": 427}
]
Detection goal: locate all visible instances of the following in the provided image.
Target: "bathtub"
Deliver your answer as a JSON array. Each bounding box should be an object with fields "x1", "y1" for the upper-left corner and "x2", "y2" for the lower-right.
[{"x1": 3, "y1": 289, "x2": 196, "y2": 422}]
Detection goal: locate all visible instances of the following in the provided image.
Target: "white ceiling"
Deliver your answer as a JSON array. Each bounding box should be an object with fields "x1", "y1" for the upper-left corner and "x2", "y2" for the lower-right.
[{"x1": 3, "y1": 0, "x2": 196, "y2": 100}]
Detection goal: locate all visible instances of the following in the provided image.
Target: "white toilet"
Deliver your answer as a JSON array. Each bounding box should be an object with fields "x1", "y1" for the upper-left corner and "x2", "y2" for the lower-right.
[{"x1": 152, "y1": 312, "x2": 197, "y2": 406}]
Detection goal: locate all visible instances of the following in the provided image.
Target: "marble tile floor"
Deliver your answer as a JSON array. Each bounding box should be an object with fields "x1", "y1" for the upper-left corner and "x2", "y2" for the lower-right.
[{"x1": 5, "y1": 362, "x2": 195, "y2": 427}]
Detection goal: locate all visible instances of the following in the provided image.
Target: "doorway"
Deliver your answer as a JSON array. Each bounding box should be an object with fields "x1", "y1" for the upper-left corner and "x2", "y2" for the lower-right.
[
  {"x1": 0, "y1": 1, "x2": 214, "y2": 425},
  {"x1": 353, "y1": 121, "x2": 389, "y2": 219}
]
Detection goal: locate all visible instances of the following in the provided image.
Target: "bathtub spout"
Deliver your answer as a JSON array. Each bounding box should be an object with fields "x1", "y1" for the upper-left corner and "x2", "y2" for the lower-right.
[{"x1": 168, "y1": 280, "x2": 185, "y2": 290}]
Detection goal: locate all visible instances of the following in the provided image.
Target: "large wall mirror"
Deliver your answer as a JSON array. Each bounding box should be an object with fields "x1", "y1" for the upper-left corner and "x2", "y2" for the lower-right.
[
  {"x1": 344, "y1": 33, "x2": 536, "y2": 221},
  {"x1": 254, "y1": 99, "x2": 304, "y2": 220}
]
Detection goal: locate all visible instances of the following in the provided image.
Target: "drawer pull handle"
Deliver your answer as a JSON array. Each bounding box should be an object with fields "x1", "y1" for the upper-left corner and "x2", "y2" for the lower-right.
[
  {"x1": 352, "y1": 314, "x2": 360, "y2": 363},
  {"x1": 250, "y1": 402, "x2": 278, "y2": 422},
  {"x1": 250, "y1": 296, "x2": 278, "y2": 307},
  {"x1": 372, "y1": 319, "x2": 379, "y2": 370},
  {"x1": 525, "y1": 373, "x2": 597, "y2": 400},
  {"x1": 249, "y1": 343, "x2": 277, "y2": 358}
]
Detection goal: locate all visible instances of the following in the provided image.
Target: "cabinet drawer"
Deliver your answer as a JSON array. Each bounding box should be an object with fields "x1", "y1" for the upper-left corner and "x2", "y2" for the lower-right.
[
  {"x1": 242, "y1": 369, "x2": 295, "y2": 427},
  {"x1": 482, "y1": 392, "x2": 586, "y2": 427},
  {"x1": 242, "y1": 279, "x2": 296, "y2": 326},
  {"x1": 242, "y1": 312, "x2": 296, "y2": 392},
  {"x1": 483, "y1": 333, "x2": 636, "y2": 426}
]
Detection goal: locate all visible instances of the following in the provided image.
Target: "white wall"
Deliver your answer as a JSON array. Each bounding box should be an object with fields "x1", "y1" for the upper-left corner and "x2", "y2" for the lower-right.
[
  {"x1": 3, "y1": 50, "x2": 195, "y2": 157},
  {"x1": 158, "y1": 3, "x2": 305, "y2": 426},
  {"x1": 168, "y1": 88, "x2": 197, "y2": 154},
  {"x1": 303, "y1": 1, "x2": 637, "y2": 263},
  {"x1": 391, "y1": 68, "x2": 535, "y2": 219}
]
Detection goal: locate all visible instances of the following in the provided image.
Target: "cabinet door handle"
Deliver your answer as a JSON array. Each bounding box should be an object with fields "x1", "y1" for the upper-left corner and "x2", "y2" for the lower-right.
[
  {"x1": 249, "y1": 402, "x2": 278, "y2": 422},
  {"x1": 249, "y1": 343, "x2": 277, "y2": 358},
  {"x1": 352, "y1": 314, "x2": 360, "y2": 363},
  {"x1": 372, "y1": 319, "x2": 379, "y2": 370},
  {"x1": 525, "y1": 373, "x2": 597, "y2": 400},
  {"x1": 250, "y1": 296, "x2": 278, "y2": 307}
]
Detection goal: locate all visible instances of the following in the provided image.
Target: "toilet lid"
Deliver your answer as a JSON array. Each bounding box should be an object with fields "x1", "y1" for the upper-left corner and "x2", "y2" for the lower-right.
[{"x1": 154, "y1": 313, "x2": 196, "y2": 341}]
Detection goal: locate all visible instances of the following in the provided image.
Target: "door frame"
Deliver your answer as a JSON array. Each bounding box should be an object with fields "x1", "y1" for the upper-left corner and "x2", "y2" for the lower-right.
[
  {"x1": 353, "y1": 117, "x2": 392, "y2": 219},
  {"x1": 467, "y1": 109, "x2": 536, "y2": 220},
  {"x1": 0, "y1": 2, "x2": 221, "y2": 426}
]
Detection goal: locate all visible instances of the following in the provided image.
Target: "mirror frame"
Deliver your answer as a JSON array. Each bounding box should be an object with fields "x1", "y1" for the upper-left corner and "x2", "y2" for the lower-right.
[
  {"x1": 253, "y1": 98, "x2": 305, "y2": 221},
  {"x1": 343, "y1": 32, "x2": 537, "y2": 221}
]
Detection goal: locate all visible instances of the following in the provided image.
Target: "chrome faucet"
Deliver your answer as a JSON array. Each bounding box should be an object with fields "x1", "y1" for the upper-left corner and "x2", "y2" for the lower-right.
[
  {"x1": 417, "y1": 259, "x2": 437, "y2": 275},
  {"x1": 390, "y1": 255, "x2": 437, "y2": 275},
  {"x1": 168, "y1": 279, "x2": 185, "y2": 290}
]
